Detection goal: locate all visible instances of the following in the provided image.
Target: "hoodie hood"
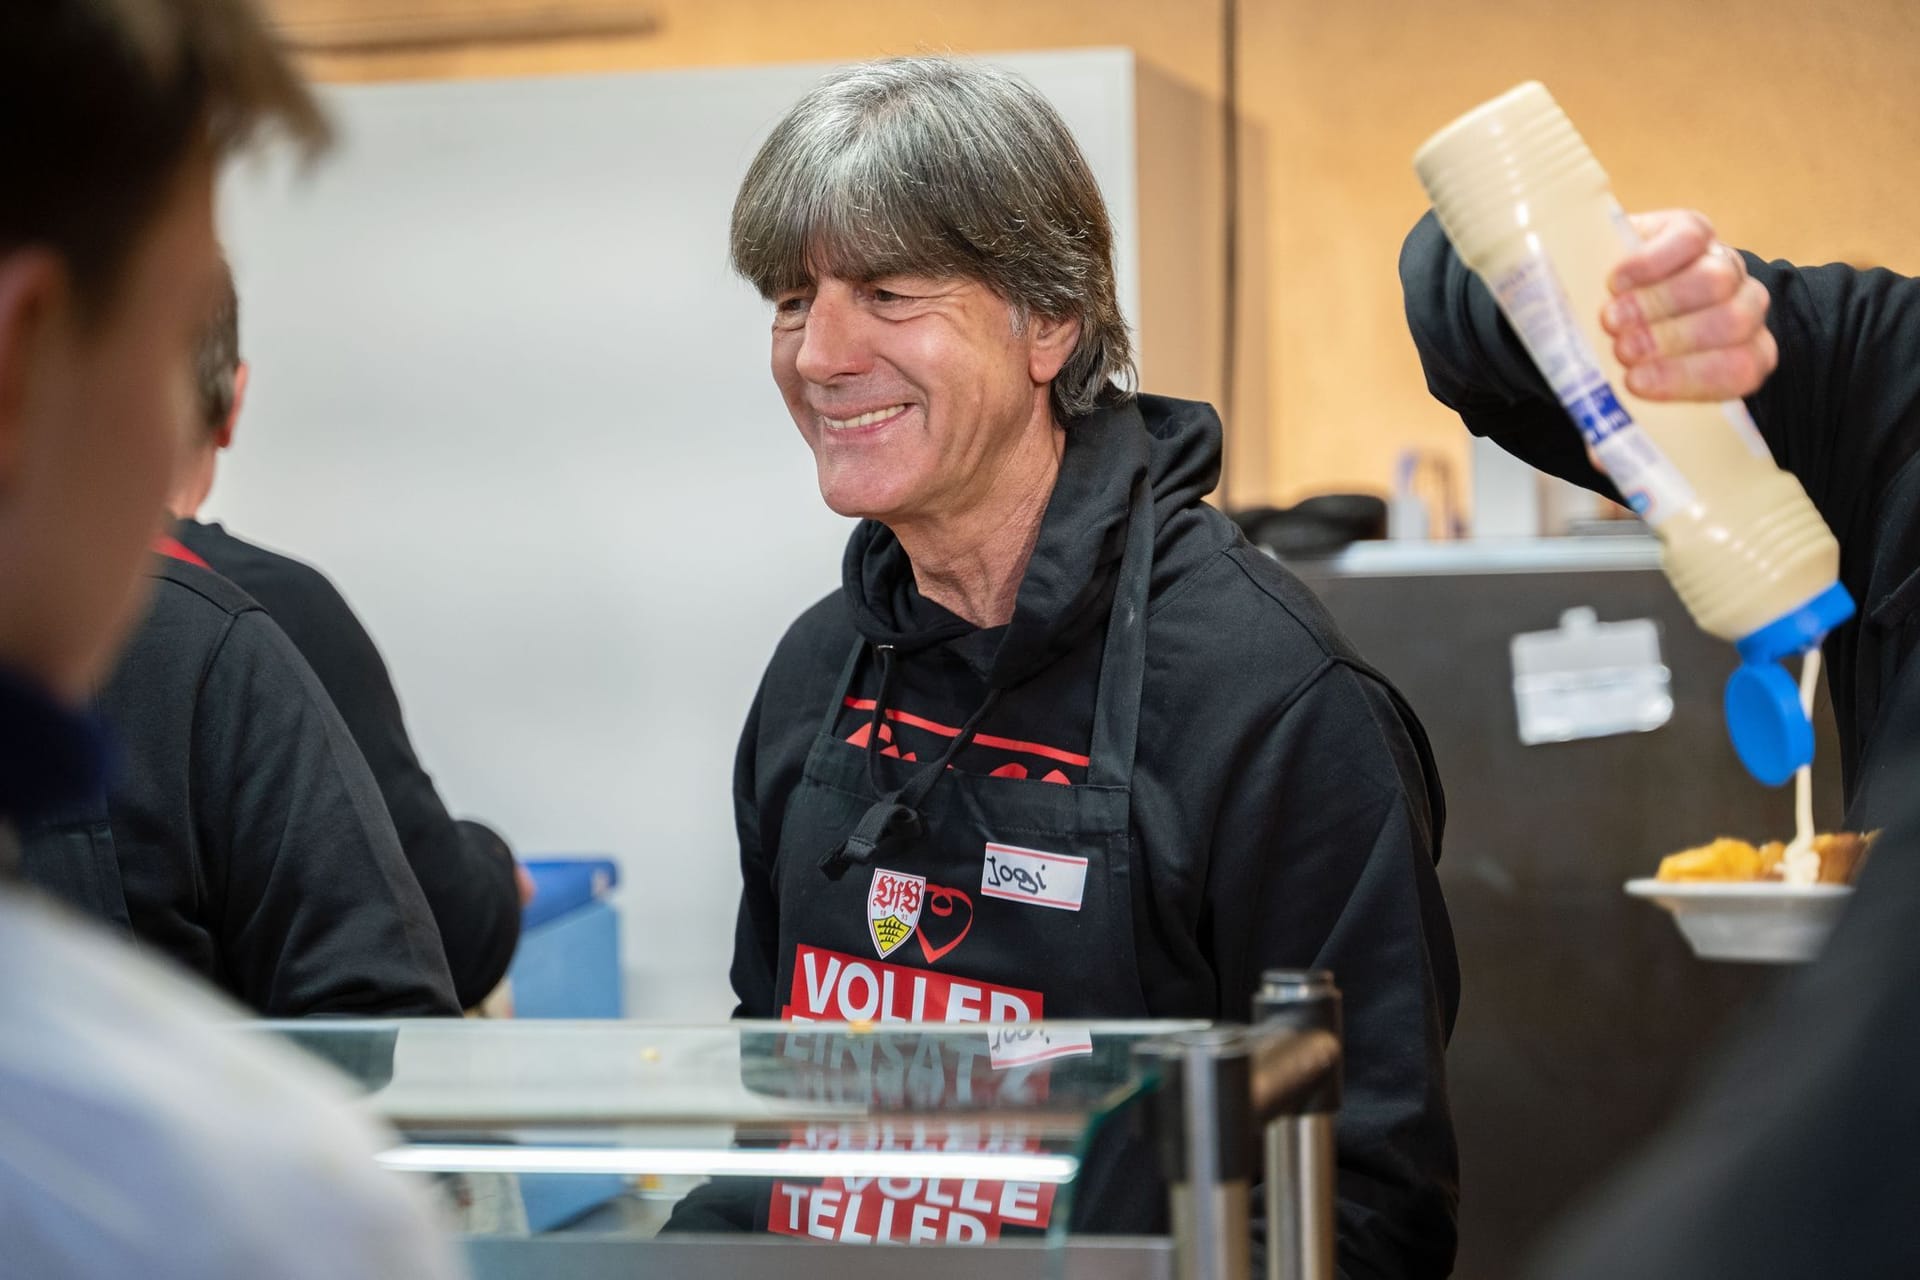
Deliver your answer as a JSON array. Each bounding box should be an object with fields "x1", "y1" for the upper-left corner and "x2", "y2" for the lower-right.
[
  {"x1": 822, "y1": 394, "x2": 1225, "y2": 876},
  {"x1": 840, "y1": 393, "x2": 1225, "y2": 690}
]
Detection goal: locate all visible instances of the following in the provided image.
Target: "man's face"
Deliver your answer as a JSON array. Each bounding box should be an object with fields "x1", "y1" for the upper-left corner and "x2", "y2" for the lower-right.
[
  {"x1": 770, "y1": 272, "x2": 1056, "y2": 526},
  {"x1": 1, "y1": 151, "x2": 219, "y2": 698}
]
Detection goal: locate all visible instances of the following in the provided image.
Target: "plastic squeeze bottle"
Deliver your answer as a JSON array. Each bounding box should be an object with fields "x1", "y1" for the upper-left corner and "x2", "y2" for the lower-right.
[{"x1": 1413, "y1": 81, "x2": 1854, "y2": 785}]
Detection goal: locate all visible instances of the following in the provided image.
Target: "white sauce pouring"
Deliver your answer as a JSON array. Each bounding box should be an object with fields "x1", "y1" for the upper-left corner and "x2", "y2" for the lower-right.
[{"x1": 1781, "y1": 649, "x2": 1823, "y2": 885}]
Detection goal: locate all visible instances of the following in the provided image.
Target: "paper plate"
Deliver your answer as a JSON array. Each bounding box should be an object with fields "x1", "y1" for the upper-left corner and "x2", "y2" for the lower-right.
[{"x1": 1624, "y1": 879, "x2": 1853, "y2": 963}]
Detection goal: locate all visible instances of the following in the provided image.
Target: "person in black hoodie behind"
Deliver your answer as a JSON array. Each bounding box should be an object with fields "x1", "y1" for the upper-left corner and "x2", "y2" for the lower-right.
[
  {"x1": 17, "y1": 552, "x2": 460, "y2": 1018},
  {"x1": 702, "y1": 56, "x2": 1460, "y2": 1274},
  {"x1": 165, "y1": 258, "x2": 523, "y2": 1008},
  {"x1": 1401, "y1": 210, "x2": 1920, "y2": 1276},
  {"x1": 20, "y1": 549, "x2": 459, "y2": 1017},
  {"x1": 17, "y1": 278, "x2": 460, "y2": 1018}
]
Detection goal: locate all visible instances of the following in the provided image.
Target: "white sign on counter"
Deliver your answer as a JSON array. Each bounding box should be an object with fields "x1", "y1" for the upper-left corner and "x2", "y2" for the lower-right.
[{"x1": 1510, "y1": 607, "x2": 1673, "y2": 745}]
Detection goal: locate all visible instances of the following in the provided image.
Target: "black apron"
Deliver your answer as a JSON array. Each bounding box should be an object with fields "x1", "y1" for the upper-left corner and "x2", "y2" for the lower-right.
[
  {"x1": 770, "y1": 474, "x2": 1154, "y2": 1025},
  {"x1": 757, "y1": 475, "x2": 1165, "y2": 1243}
]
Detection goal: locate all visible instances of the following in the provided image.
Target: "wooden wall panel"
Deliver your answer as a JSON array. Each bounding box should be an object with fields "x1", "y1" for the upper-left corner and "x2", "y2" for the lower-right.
[{"x1": 262, "y1": 0, "x2": 1920, "y2": 510}]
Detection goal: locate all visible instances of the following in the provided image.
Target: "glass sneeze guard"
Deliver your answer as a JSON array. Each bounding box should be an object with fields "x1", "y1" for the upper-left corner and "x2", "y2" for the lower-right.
[{"x1": 254, "y1": 1019, "x2": 1198, "y2": 1250}]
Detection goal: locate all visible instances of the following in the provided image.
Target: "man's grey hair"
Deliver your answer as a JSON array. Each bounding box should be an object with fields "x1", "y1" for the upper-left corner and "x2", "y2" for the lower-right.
[{"x1": 730, "y1": 56, "x2": 1137, "y2": 423}]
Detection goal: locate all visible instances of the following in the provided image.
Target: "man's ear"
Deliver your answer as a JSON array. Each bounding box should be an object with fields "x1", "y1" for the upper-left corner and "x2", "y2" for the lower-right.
[
  {"x1": 0, "y1": 250, "x2": 66, "y2": 496},
  {"x1": 1027, "y1": 311, "x2": 1083, "y2": 387},
  {"x1": 216, "y1": 361, "x2": 249, "y2": 450}
]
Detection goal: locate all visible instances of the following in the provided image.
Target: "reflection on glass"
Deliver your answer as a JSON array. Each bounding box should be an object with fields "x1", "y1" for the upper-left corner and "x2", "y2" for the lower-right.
[{"x1": 257, "y1": 1019, "x2": 1196, "y2": 1245}]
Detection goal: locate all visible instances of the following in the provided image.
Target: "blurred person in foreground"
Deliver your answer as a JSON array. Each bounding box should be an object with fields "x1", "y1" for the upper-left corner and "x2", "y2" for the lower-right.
[
  {"x1": 0, "y1": 0, "x2": 461, "y2": 1274},
  {"x1": 1402, "y1": 209, "x2": 1920, "y2": 1276},
  {"x1": 174, "y1": 260, "x2": 523, "y2": 1008}
]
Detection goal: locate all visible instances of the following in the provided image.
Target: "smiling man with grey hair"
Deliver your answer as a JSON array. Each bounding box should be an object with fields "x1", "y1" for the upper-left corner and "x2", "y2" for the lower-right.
[{"x1": 717, "y1": 56, "x2": 1459, "y2": 1272}]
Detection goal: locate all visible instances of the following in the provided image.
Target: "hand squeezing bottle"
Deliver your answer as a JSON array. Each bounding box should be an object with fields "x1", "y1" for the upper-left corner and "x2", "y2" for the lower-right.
[{"x1": 1414, "y1": 82, "x2": 1854, "y2": 784}]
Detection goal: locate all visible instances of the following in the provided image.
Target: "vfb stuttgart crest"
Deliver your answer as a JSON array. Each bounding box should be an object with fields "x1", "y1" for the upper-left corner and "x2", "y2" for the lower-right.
[{"x1": 867, "y1": 868, "x2": 925, "y2": 959}]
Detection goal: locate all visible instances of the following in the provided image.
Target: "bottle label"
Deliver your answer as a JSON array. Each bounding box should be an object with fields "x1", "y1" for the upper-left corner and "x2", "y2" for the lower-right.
[{"x1": 1490, "y1": 250, "x2": 1697, "y2": 526}]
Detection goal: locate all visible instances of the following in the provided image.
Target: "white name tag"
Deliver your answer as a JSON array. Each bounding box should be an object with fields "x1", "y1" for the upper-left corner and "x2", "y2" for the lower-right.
[
  {"x1": 986, "y1": 1023, "x2": 1095, "y2": 1069},
  {"x1": 980, "y1": 843, "x2": 1087, "y2": 912}
]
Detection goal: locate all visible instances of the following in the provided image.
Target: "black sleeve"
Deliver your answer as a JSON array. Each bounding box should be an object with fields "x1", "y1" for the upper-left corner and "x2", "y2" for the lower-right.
[
  {"x1": 1746, "y1": 258, "x2": 1920, "y2": 569},
  {"x1": 1398, "y1": 209, "x2": 1920, "y2": 575},
  {"x1": 273, "y1": 567, "x2": 520, "y2": 1008},
  {"x1": 197, "y1": 610, "x2": 459, "y2": 1016},
  {"x1": 1529, "y1": 737, "x2": 1920, "y2": 1280},
  {"x1": 1209, "y1": 661, "x2": 1460, "y2": 1279},
  {"x1": 728, "y1": 676, "x2": 781, "y2": 1018}
]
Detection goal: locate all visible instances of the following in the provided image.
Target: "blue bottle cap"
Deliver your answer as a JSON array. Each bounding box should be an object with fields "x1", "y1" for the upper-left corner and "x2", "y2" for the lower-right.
[
  {"x1": 1734, "y1": 581, "x2": 1856, "y2": 665},
  {"x1": 1725, "y1": 662, "x2": 1814, "y2": 786}
]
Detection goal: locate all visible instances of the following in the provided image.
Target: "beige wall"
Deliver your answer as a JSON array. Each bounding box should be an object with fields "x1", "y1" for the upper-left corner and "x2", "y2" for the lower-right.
[{"x1": 272, "y1": 0, "x2": 1920, "y2": 509}]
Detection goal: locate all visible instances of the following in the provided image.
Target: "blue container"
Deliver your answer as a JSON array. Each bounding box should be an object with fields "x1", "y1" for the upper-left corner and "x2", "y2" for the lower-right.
[{"x1": 505, "y1": 856, "x2": 626, "y2": 1229}]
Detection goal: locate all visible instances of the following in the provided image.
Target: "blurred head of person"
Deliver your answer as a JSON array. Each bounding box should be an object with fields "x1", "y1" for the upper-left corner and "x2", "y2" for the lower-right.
[
  {"x1": 0, "y1": 0, "x2": 326, "y2": 702},
  {"x1": 729, "y1": 56, "x2": 1136, "y2": 537},
  {"x1": 169, "y1": 255, "x2": 246, "y2": 519}
]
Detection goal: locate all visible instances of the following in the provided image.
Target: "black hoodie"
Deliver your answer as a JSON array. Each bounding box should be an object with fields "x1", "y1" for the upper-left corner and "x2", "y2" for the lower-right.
[
  {"x1": 728, "y1": 394, "x2": 1461, "y2": 1276},
  {"x1": 16, "y1": 558, "x2": 458, "y2": 1017},
  {"x1": 173, "y1": 518, "x2": 521, "y2": 1008}
]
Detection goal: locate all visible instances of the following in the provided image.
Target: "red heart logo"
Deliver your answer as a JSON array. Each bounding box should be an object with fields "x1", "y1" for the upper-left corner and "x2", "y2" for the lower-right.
[{"x1": 916, "y1": 884, "x2": 974, "y2": 965}]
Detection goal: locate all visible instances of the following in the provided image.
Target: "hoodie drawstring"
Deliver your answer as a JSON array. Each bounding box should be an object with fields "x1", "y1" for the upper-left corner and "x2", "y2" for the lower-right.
[
  {"x1": 862, "y1": 645, "x2": 899, "y2": 798},
  {"x1": 821, "y1": 645, "x2": 1005, "y2": 879}
]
